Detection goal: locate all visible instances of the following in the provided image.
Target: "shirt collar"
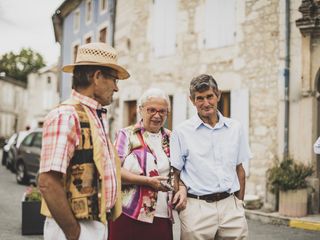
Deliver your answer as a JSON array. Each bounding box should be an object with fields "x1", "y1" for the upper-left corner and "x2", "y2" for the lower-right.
[
  {"x1": 71, "y1": 89, "x2": 103, "y2": 110},
  {"x1": 192, "y1": 111, "x2": 230, "y2": 130}
]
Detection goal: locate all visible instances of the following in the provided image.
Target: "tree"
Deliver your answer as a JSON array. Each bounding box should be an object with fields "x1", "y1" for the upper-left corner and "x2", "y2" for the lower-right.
[{"x1": 0, "y1": 48, "x2": 45, "y2": 82}]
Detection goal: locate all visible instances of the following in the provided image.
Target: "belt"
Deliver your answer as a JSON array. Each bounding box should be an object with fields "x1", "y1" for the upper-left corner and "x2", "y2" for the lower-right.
[{"x1": 187, "y1": 192, "x2": 230, "y2": 203}]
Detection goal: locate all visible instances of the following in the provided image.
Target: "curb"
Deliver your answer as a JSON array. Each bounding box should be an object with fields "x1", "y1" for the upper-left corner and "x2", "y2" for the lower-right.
[
  {"x1": 245, "y1": 209, "x2": 320, "y2": 231},
  {"x1": 289, "y1": 219, "x2": 320, "y2": 231}
]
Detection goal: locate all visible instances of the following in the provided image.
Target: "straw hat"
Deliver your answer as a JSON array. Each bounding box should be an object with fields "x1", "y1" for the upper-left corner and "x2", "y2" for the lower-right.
[{"x1": 62, "y1": 42, "x2": 130, "y2": 79}]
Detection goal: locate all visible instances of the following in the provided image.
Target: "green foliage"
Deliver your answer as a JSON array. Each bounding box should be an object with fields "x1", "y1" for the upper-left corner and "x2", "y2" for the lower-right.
[
  {"x1": 0, "y1": 48, "x2": 45, "y2": 82},
  {"x1": 267, "y1": 159, "x2": 313, "y2": 193},
  {"x1": 25, "y1": 186, "x2": 42, "y2": 202}
]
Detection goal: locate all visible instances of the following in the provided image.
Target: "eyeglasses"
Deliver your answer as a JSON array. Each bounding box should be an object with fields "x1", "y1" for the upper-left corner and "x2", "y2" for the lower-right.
[
  {"x1": 101, "y1": 72, "x2": 119, "y2": 85},
  {"x1": 106, "y1": 76, "x2": 119, "y2": 85},
  {"x1": 112, "y1": 78, "x2": 119, "y2": 85},
  {"x1": 145, "y1": 107, "x2": 168, "y2": 116}
]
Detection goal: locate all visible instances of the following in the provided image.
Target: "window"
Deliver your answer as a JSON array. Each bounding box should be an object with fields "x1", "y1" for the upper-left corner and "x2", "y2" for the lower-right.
[
  {"x1": 99, "y1": 0, "x2": 107, "y2": 13},
  {"x1": 73, "y1": 9, "x2": 80, "y2": 32},
  {"x1": 163, "y1": 96, "x2": 173, "y2": 130},
  {"x1": 204, "y1": 0, "x2": 236, "y2": 48},
  {"x1": 218, "y1": 92, "x2": 230, "y2": 117},
  {"x1": 32, "y1": 133, "x2": 42, "y2": 148},
  {"x1": 85, "y1": 36, "x2": 92, "y2": 43},
  {"x1": 99, "y1": 27, "x2": 107, "y2": 43},
  {"x1": 73, "y1": 44, "x2": 79, "y2": 63},
  {"x1": 21, "y1": 133, "x2": 35, "y2": 147},
  {"x1": 125, "y1": 100, "x2": 137, "y2": 126},
  {"x1": 152, "y1": 0, "x2": 176, "y2": 57},
  {"x1": 86, "y1": 0, "x2": 93, "y2": 24},
  {"x1": 47, "y1": 76, "x2": 51, "y2": 84}
]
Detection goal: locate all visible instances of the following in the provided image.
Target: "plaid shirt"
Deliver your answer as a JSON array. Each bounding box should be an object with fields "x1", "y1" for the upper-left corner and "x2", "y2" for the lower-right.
[{"x1": 40, "y1": 90, "x2": 117, "y2": 210}]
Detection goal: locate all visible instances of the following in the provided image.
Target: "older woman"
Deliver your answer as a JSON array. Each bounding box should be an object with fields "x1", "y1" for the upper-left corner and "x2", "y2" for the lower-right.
[{"x1": 108, "y1": 88, "x2": 174, "y2": 240}]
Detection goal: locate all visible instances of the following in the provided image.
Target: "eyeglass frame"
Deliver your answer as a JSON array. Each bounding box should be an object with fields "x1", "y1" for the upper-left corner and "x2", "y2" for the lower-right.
[
  {"x1": 100, "y1": 69, "x2": 119, "y2": 85},
  {"x1": 143, "y1": 107, "x2": 169, "y2": 116}
]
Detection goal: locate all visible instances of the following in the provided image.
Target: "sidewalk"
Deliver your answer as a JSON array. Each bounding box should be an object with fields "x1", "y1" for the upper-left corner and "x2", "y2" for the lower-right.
[{"x1": 245, "y1": 209, "x2": 320, "y2": 231}]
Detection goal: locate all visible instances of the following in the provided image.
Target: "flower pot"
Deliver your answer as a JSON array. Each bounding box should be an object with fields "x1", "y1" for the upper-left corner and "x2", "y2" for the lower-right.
[
  {"x1": 21, "y1": 194, "x2": 45, "y2": 235},
  {"x1": 279, "y1": 188, "x2": 308, "y2": 217}
]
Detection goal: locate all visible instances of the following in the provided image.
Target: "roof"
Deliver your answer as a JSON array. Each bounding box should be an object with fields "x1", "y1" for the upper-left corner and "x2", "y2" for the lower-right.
[
  {"x1": 0, "y1": 76, "x2": 27, "y2": 88},
  {"x1": 52, "y1": 0, "x2": 82, "y2": 43}
]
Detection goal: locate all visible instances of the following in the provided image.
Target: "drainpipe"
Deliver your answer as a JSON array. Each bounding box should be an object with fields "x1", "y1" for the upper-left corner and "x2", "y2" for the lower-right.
[
  {"x1": 111, "y1": 0, "x2": 117, "y2": 47},
  {"x1": 284, "y1": 0, "x2": 290, "y2": 160}
]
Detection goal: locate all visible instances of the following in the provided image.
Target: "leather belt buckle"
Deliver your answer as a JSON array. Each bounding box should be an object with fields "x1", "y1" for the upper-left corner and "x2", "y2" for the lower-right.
[{"x1": 205, "y1": 198, "x2": 214, "y2": 203}]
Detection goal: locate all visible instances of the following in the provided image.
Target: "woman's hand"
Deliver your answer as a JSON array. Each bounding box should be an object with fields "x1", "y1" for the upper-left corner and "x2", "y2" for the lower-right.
[
  {"x1": 147, "y1": 176, "x2": 170, "y2": 192},
  {"x1": 172, "y1": 185, "x2": 187, "y2": 211}
]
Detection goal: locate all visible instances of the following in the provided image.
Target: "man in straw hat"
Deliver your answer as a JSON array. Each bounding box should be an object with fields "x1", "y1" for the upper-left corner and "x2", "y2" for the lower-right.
[{"x1": 38, "y1": 42, "x2": 129, "y2": 240}]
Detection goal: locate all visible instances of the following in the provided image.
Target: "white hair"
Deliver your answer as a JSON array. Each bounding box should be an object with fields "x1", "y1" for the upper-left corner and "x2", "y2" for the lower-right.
[{"x1": 137, "y1": 88, "x2": 171, "y2": 112}]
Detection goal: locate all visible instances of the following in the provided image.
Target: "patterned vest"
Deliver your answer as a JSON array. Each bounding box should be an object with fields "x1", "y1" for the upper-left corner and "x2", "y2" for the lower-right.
[
  {"x1": 41, "y1": 100, "x2": 122, "y2": 223},
  {"x1": 65, "y1": 103, "x2": 101, "y2": 221}
]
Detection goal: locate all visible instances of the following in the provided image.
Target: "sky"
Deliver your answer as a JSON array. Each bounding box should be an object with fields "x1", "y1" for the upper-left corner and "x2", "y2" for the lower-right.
[{"x1": 0, "y1": 0, "x2": 65, "y2": 66}]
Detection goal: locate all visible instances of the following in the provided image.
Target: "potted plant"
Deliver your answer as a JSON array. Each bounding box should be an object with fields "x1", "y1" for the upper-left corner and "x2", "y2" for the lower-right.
[
  {"x1": 21, "y1": 185, "x2": 45, "y2": 235},
  {"x1": 267, "y1": 158, "x2": 313, "y2": 217}
]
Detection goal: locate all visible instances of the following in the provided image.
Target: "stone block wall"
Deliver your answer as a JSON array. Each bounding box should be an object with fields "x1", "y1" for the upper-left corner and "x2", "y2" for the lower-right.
[{"x1": 112, "y1": 0, "x2": 318, "y2": 209}]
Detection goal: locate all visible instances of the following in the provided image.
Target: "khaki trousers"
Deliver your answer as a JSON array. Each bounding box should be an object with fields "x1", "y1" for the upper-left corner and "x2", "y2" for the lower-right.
[
  {"x1": 44, "y1": 217, "x2": 108, "y2": 240},
  {"x1": 179, "y1": 195, "x2": 248, "y2": 240}
]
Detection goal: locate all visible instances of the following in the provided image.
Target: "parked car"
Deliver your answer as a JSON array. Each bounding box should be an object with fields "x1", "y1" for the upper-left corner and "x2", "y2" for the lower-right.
[
  {"x1": 15, "y1": 129, "x2": 42, "y2": 184},
  {"x1": 2, "y1": 131, "x2": 30, "y2": 172},
  {"x1": 2, "y1": 134, "x2": 16, "y2": 167}
]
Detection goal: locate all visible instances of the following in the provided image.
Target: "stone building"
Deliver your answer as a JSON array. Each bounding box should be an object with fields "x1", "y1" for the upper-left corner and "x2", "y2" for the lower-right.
[
  {"x1": 0, "y1": 76, "x2": 27, "y2": 139},
  {"x1": 25, "y1": 65, "x2": 60, "y2": 128},
  {"x1": 111, "y1": 0, "x2": 320, "y2": 212},
  {"x1": 52, "y1": 0, "x2": 115, "y2": 100}
]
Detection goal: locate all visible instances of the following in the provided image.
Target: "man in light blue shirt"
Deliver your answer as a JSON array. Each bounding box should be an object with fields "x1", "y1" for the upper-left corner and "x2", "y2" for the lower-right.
[{"x1": 171, "y1": 74, "x2": 251, "y2": 240}]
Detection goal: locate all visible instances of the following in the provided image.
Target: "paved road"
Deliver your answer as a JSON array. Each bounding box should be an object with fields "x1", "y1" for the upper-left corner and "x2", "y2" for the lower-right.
[
  {"x1": 0, "y1": 151, "x2": 42, "y2": 240},
  {"x1": 0, "y1": 149, "x2": 319, "y2": 239}
]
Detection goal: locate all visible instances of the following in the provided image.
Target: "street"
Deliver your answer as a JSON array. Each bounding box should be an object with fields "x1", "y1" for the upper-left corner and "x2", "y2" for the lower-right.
[
  {"x1": 0, "y1": 151, "x2": 42, "y2": 240},
  {"x1": 0, "y1": 150, "x2": 319, "y2": 239}
]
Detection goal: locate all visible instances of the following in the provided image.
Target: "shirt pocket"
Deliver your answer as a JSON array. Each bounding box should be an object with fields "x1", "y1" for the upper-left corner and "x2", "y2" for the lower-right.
[{"x1": 219, "y1": 141, "x2": 238, "y2": 167}]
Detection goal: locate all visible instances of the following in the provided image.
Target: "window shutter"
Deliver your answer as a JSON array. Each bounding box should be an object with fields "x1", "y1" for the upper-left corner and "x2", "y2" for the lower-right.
[
  {"x1": 153, "y1": 0, "x2": 176, "y2": 57},
  {"x1": 231, "y1": 89, "x2": 250, "y2": 175},
  {"x1": 164, "y1": 0, "x2": 176, "y2": 55},
  {"x1": 223, "y1": 0, "x2": 236, "y2": 45},
  {"x1": 173, "y1": 92, "x2": 187, "y2": 128},
  {"x1": 205, "y1": 0, "x2": 236, "y2": 48}
]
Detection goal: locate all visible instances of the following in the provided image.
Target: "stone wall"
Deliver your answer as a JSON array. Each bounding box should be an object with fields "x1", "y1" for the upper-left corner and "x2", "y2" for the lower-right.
[{"x1": 113, "y1": 0, "x2": 318, "y2": 208}]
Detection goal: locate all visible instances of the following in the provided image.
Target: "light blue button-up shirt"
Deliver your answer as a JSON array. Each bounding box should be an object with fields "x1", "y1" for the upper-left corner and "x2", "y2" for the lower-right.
[{"x1": 170, "y1": 113, "x2": 251, "y2": 195}]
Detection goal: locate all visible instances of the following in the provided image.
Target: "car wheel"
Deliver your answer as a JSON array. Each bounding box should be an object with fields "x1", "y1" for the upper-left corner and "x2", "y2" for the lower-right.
[
  {"x1": 5, "y1": 157, "x2": 12, "y2": 170},
  {"x1": 7, "y1": 155, "x2": 16, "y2": 173},
  {"x1": 16, "y1": 161, "x2": 29, "y2": 185},
  {"x1": 1, "y1": 151, "x2": 7, "y2": 166}
]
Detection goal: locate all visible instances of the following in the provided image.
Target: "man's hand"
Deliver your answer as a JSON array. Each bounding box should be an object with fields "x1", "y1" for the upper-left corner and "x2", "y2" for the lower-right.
[
  {"x1": 38, "y1": 171, "x2": 80, "y2": 240},
  {"x1": 172, "y1": 185, "x2": 187, "y2": 211},
  {"x1": 236, "y1": 163, "x2": 246, "y2": 200}
]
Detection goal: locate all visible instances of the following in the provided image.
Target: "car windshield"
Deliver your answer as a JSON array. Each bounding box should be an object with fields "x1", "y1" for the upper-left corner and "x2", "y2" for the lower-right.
[{"x1": 16, "y1": 131, "x2": 31, "y2": 148}]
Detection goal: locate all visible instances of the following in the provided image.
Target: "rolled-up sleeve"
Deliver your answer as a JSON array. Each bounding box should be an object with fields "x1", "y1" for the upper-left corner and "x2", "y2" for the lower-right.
[
  {"x1": 170, "y1": 130, "x2": 185, "y2": 171},
  {"x1": 314, "y1": 137, "x2": 320, "y2": 154},
  {"x1": 114, "y1": 129, "x2": 130, "y2": 164},
  {"x1": 40, "y1": 108, "x2": 79, "y2": 174}
]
